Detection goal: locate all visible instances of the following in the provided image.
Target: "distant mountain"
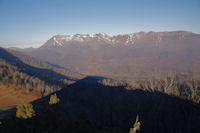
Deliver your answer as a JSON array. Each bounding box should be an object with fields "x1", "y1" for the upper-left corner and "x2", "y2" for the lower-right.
[
  {"x1": 10, "y1": 47, "x2": 36, "y2": 53},
  {"x1": 9, "y1": 47, "x2": 23, "y2": 52},
  {"x1": 0, "y1": 47, "x2": 83, "y2": 108},
  {"x1": 19, "y1": 31, "x2": 200, "y2": 80}
]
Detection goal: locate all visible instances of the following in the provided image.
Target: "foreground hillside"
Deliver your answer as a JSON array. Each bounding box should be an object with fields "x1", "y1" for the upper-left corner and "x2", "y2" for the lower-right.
[
  {"x1": 0, "y1": 76, "x2": 200, "y2": 133},
  {"x1": 20, "y1": 31, "x2": 200, "y2": 79}
]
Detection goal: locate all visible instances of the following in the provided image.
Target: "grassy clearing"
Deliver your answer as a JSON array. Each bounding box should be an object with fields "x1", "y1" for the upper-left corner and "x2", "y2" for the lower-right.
[{"x1": 0, "y1": 83, "x2": 41, "y2": 109}]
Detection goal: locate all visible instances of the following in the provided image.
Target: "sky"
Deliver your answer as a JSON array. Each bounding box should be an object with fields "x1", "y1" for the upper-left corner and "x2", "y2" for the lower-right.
[{"x1": 0, "y1": 0, "x2": 200, "y2": 48}]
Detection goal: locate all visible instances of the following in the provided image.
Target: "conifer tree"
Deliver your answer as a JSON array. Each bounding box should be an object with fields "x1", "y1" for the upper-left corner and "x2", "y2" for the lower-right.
[
  {"x1": 16, "y1": 101, "x2": 35, "y2": 119},
  {"x1": 49, "y1": 93, "x2": 60, "y2": 104}
]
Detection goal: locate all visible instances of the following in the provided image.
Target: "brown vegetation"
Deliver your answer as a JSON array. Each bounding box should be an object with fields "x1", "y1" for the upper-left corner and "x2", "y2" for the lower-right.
[{"x1": 0, "y1": 82, "x2": 40, "y2": 108}]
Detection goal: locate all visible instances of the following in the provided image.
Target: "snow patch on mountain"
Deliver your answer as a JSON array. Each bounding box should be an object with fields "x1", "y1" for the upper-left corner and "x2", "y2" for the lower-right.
[
  {"x1": 125, "y1": 34, "x2": 135, "y2": 45},
  {"x1": 53, "y1": 37, "x2": 63, "y2": 46},
  {"x1": 51, "y1": 32, "x2": 156, "y2": 47}
]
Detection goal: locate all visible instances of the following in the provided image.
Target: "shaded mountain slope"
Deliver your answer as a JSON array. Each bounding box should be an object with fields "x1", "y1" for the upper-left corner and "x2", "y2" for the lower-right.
[
  {"x1": 0, "y1": 48, "x2": 76, "y2": 83},
  {"x1": 6, "y1": 48, "x2": 83, "y2": 79},
  {"x1": 2, "y1": 76, "x2": 199, "y2": 133},
  {"x1": 55, "y1": 77, "x2": 200, "y2": 133}
]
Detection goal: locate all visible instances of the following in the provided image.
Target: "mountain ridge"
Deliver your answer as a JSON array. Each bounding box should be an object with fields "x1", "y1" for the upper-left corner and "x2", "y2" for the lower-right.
[
  {"x1": 41, "y1": 30, "x2": 198, "y2": 47},
  {"x1": 14, "y1": 30, "x2": 200, "y2": 80}
]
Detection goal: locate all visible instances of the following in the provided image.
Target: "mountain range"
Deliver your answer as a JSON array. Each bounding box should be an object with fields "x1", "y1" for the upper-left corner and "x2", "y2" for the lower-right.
[{"x1": 17, "y1": 31, "x2": 200, "y2": 80}]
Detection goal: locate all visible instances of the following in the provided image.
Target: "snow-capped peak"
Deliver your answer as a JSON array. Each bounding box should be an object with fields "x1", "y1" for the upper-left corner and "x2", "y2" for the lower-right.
[
  {"x1": 97, "y1": 32, "x2": 109, "y2": 37},
  {"x1": 50, "y1": 32, "x2": 145, "y2": 47},
  {"x1": 42, "y1": 31, "x2": 195, "y2": 48},
  {"x1": 52, "y1": 33, "x2": 112, "y2": 44}
]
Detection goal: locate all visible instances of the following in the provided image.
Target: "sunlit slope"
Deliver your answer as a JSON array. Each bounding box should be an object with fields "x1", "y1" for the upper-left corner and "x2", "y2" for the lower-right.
[{"x1": 0, "y1": 83, "x2": 41, "y2": 109}]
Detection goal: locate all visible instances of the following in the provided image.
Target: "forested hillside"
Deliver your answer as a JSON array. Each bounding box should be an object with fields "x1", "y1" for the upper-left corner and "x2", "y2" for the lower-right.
[{"x1": 0, "y1": 48, "x2": 83, "y2": 108}]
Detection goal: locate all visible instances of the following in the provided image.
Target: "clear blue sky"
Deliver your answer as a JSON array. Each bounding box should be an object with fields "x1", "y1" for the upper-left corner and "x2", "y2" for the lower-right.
[{"x1": 0, "y1": 0, "x2": 200, "y2": 48}]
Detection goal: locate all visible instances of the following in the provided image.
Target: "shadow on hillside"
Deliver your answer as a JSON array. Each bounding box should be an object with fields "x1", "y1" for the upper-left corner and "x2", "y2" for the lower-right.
[
  {"x1": 0, "y1": 48, "x2": 77, "y2": 87},
  {"x1": 28, "y1": 76, "x2": 200, "y2": 133}
]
